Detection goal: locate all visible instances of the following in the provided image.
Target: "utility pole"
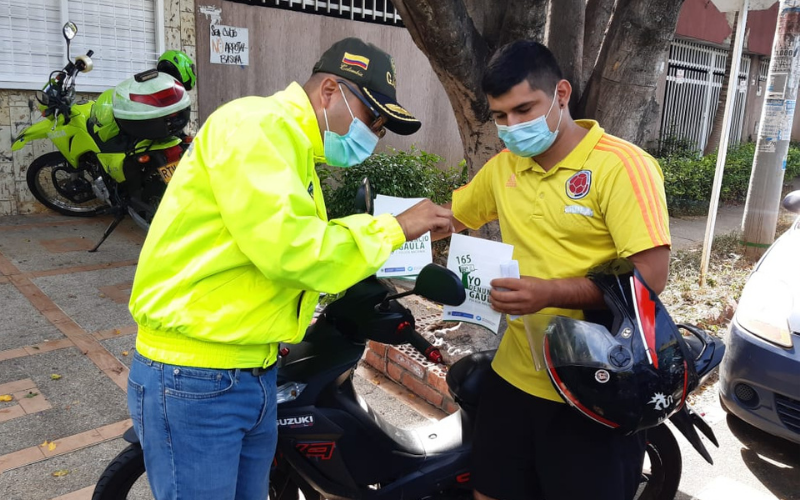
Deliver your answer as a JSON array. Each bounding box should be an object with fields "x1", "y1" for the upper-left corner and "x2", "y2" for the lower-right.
[
  {"x1": 700, "y1": 0, "x2": 749, "y2": 287},
  {"x1": 741, "y1": 0, "x2": 800, "y2": 257}
]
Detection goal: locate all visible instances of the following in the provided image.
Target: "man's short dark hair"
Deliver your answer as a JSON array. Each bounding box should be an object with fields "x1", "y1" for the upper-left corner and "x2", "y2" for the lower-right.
[{"x1": 482, "y1": 40, "x2": 563, "y2": 98}]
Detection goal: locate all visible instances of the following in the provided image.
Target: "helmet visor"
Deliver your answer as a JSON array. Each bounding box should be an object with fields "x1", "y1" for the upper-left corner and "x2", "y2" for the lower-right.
[{"x1": 526, "y1": 314, "x2": 630, "y2": 372}]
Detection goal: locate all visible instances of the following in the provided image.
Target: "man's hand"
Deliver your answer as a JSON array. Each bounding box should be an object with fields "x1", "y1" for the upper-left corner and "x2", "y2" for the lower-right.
[
  {"x1": 490, "y1": 275, "x2": 605, "y2": 315},
  {"x1": 395, "y1": 200, "x2": 455, "y2": 241},
  {"x1": 489, "y1": 276, "x2": 550, "y2": 316}
]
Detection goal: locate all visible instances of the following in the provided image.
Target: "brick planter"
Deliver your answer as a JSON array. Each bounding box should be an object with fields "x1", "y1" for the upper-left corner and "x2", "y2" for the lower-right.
[
  {"x1": 359, "y1": 286, "x2": 503, "y2": 415},
  {"x1": 363, "y1": 340, "x2": 460, "y2": 415}
]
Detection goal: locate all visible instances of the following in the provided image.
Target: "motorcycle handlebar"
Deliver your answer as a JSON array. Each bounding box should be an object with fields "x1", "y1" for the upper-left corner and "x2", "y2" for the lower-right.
[{"x1": 407, "y1": 329, "x2": 443, "y2": 365}]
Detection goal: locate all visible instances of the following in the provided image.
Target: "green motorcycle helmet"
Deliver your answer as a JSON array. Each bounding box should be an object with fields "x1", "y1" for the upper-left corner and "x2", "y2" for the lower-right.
[{"x1": 157, "y1": 50, "x2": 196, "y2": 91}]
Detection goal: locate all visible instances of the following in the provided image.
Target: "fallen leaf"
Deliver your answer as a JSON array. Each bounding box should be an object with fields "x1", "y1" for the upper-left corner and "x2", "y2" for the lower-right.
[
  {"x1": 51, "y1": 469, "x2": 70, "y2": 477},
  {"x1": 0, "y1": 395, "x2": 12, "y2": 402},
  {"x1": 25, "y1": 392, "x2": 39, "y2": 398},
  {"x1": 121, "y1": 351, "x2": 129, "y2": 356},
  {"x1": 50, "y1": 374, "x2": 62, "y2": 380},
  {"x1": 114, "y1": 329, "x2": 121, "y2": 335},
  {"x1": 40, "y1": 440, "x2": 57, "y2": 451}
]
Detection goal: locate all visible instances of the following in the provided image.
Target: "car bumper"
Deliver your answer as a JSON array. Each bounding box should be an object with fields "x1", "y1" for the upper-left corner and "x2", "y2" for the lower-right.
[{"x1": 718, "y1": 320, "x2": 800, "y2": 444}]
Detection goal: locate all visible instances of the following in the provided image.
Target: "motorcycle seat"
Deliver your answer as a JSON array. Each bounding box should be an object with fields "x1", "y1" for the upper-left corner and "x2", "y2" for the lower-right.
[{"x1": 446, "y1": 350, "x2": 496, "y2": 409}]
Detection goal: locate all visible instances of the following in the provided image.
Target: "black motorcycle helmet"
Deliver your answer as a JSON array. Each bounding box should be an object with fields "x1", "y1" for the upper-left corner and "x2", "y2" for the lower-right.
[{"x1": 540, "y1": 259, "x2": 721, "y2": 435}]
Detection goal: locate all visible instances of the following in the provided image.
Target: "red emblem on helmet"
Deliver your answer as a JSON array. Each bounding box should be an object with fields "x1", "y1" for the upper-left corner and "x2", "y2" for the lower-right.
[{"x1": 566, "y1": 170, "x2": 592, "y2": 200}]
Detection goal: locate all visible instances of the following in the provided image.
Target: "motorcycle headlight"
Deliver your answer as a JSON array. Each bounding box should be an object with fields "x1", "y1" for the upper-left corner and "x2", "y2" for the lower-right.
[
  {"x1": 276, "y1": 381, "x2": 307, "y2": 404},
  {"x1": 734, "y1": 273, "x2": 793, "y2": 348}
]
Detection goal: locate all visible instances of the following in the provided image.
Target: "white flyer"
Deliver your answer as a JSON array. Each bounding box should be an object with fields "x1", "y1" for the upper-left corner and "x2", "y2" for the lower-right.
[
  {"x1": 442, "y1": 233, "x2": 516, "y2": 334},
  {"x1": 373, "y1": 195, "x2": 433, "y2": 278}
]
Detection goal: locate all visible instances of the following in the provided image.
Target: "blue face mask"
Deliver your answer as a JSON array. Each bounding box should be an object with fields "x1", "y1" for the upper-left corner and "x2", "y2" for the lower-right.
[
  {"x1": 323, "y1": 85, "x2": 379, "y2": 168},
  {"x1": 496, "y1": 87, "x2": 563, "y2": 158}
]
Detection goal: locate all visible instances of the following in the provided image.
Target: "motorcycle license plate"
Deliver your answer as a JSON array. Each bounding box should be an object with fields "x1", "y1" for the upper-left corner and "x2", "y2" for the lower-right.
[{"x1": 158, "y1": 162, "x2": 178, "y2": 183}]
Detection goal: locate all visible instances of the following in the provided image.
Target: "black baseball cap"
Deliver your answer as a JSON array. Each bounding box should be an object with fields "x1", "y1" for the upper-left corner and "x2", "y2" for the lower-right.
[{"x1": 313, "y1": 37, "x2": 421, "y2": 135}]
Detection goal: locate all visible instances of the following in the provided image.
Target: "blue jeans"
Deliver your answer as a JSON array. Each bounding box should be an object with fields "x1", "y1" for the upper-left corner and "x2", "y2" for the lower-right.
[{"x1": 128, "y1": 351, "x2": 278, "y2": 500}]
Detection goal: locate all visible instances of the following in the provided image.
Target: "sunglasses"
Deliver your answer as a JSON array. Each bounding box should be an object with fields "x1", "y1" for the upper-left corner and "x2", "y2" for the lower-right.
[{"x1": 337, "y1": 80, "x2": 387, "y2": 138}]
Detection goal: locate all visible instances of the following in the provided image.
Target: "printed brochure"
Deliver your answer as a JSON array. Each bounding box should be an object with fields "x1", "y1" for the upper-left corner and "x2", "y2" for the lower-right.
[
  {"x1": 373, "y1": 195, "x2": 433, "y2": 278},
  {"x1": 442, "y1": 233, "x2": 517, "y2": 334}
]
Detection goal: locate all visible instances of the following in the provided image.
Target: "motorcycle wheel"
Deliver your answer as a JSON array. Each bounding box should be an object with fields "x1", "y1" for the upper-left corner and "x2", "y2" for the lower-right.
[
  {"x1": 637, "y1": 424, "x2": 682, "y2": 500},
  {"x1": 26, "y1": 152, "x2": 105, "y2": 216},
  {"x1": 92, "y1": 444, "x2": 148, "y2": 500}
]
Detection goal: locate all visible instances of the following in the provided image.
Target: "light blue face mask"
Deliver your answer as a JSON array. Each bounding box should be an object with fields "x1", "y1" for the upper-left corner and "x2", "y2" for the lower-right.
[
  {"x1": 496, "y1": 86, "x2": 563, "y2": 158},
  {"x1": 323, "y1": 85, "x2": 379, "y2": 168}
]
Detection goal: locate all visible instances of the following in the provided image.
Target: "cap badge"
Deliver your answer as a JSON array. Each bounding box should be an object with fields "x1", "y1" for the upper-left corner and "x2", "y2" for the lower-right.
[{"x1": 342, "y1": 52, "x2": 369, "y2": 70}]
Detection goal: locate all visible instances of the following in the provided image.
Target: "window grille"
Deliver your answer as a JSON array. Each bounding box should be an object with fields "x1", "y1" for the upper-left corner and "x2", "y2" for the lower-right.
[
  {"x1": 660, "y1": 38, "x2": 751, "y2": 153},
  {"x1": 224, "y1": 0, "x2": 404, "y2": 26},
  {"x1": 758, "y1": 57, "x2": 770, "y2": 82},
  {"x1": 0, "y1": 0, "x2": 164, "y2": 91}
]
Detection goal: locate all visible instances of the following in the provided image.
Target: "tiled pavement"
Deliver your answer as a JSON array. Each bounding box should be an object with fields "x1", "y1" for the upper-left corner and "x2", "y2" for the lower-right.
[
  {"x1": 0, "y1": 214, "x2": 144, "y2": 500},
  {"x1": 0, "y1": 213, "x2": 433, "y2": 500}
]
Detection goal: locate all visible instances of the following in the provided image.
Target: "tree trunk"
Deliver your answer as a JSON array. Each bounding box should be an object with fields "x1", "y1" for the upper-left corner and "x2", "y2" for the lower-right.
[
  {"x1": 703, "y1": 12, "x2": 739, "y2": 156},
  {"x1": 579, "y1": 0, "x2": 685, "y2": 146},
  {"x1": 393, "y1": 0, "x2": 547, "y2": 177},
  {"x1": 546, "y1": 0, "x2": 585, "y2": 108},
  {"x1": 581, "y1": 0, "x2": 617, "y2": 93}
]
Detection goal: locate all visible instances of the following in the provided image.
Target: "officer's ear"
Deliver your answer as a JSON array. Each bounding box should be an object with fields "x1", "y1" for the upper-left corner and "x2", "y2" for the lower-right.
[{"x1": 318, "y1": 76, "x2": 339, "y2": 109}]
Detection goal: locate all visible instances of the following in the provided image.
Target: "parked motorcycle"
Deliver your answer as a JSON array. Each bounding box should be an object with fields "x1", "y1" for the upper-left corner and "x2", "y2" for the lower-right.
[
  {"x1": 11, "y1": 22, "x2": 192, "y2": 251},
  {"x1": 91, "y1": 255, "x2": 723, "y2": 499}
]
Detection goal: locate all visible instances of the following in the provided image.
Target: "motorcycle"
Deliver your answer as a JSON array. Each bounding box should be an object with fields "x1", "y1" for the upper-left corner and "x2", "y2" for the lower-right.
[
  {"x1": 91, "y1": 221, "x2": 724, "y2": 499},
  {"x1": 10, "y1": 22, "x2": 192, "y2": 251}
]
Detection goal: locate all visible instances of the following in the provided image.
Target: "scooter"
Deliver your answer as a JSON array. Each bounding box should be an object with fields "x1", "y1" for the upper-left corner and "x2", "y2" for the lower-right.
[
  {"x1": 11, "y1": 22, "x2": 192, "y2": 251},
  {"x1": 91, "y1": 259, "x2": 722, "y2": 500}
]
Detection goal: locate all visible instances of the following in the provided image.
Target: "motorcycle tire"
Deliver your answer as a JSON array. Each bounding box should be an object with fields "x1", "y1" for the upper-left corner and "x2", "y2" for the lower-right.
[
  {"x1": 26, "y1": 152, "x2": 104, "y2": 216},
  {"x1": 638, "y1": 424, "x2": 682, "y2": 500},
  {"x1": 92, "y1": 443, "x2": 146, "y2": 500}
]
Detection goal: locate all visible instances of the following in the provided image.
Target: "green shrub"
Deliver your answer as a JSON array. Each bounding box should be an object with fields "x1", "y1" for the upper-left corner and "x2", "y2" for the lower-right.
[
  {"x1": 317, "y1": 147, "x2": 468, "y2": 266},
  {"x1": 656, "y1": 142, "x2": 800, "y2": 216},
  {"x1": 317, "y1": 147, "x2": 468, "y2": 219}
]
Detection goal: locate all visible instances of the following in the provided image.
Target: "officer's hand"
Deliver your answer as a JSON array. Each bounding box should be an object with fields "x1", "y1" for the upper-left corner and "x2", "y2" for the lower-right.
[
  {"x1": 395, "y1": 200, "x2": 455, "y2": 241},
  {"x1": 490, "y1": 276, "x2": 549, "y2": 316}
]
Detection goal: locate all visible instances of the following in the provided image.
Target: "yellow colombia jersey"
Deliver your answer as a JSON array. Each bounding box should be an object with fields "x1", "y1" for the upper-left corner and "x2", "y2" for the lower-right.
[{"x1": 451, "y1": 120, "x2": 671, "y2": 402}]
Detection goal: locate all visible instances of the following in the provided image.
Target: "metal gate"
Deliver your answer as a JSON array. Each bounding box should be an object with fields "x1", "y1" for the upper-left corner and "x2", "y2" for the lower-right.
[{"x1": 660, "y1": 39, "x2": 751, "y2": 153}]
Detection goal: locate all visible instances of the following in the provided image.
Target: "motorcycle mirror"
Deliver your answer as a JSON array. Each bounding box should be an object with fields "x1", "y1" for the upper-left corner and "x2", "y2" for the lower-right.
[
  {"x1": 63, "y1": 22, "x2": 78, "y2": 41},
  {"x1": 63, "y1": 22, "x2": 77, "y2": 62},
  {"x1": 412, "y1": 264, "x2": 466, "y2": 306},
  {"x1": 354, "y1": 177, "x2": 373, "y2": 215},
  {"x1": 782, "y1": 190, "x2": 800, "y2": 214}
]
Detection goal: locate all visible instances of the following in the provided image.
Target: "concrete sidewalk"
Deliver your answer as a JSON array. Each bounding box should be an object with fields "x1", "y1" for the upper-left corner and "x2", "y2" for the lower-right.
[{"x1": 670, "y1": 175, "x2": 800, "y2": 251}]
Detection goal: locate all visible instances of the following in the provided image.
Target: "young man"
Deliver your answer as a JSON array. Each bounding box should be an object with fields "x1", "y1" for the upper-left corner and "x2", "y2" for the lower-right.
[
  {"x1": 127, "y1": 38, "x2": 453, "y2": 500},
  {"x1": 448, "y1": 41, "x2": 671, "y2": 500}
]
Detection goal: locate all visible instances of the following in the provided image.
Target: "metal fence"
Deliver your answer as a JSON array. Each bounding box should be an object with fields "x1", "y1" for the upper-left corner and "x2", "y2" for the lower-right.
[
  {"x1": 224, "y1": 0, "x2": 403, "y2": 25},
  {"x1": 660, "y1": 39, "x2": 752, "y2": 153}
]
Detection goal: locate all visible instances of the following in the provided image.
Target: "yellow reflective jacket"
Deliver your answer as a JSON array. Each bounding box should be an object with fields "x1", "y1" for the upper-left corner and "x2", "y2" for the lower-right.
[{"x1": 130, "y1": 83, "x2": 406, "y2": 369}]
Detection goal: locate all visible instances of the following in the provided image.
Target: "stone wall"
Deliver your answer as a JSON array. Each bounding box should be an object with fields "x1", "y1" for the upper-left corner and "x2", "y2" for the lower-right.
[{"x1": 0, "y1": 0, "x2": 199, "y2": 216}]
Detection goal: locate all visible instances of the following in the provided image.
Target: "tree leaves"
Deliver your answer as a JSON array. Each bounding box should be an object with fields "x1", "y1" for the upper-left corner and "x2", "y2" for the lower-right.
[
  {"x1": 40, "y1": 440, "x2": 57, "y2": 451},
  {"x1": 0, "y1": 394, "x2": 12, "y2": 402},
  {"x1": 50, "y1": 374, "x2": 62, "y2": 380},
  {"x1": 51, "y1": 469, "x2": 70, "y2": 477}
]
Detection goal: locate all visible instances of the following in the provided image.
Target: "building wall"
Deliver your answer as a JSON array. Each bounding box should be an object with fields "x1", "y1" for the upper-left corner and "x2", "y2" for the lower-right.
[
  {"x1": 193, "y1": 0, "x2": 463, "y2": 168},
  {"x1": 0, "y1": 0, "x2": 198, "y2": 216},
  {"x1": 675, "y1": 0, "x2": 778, "y2": 56}
]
